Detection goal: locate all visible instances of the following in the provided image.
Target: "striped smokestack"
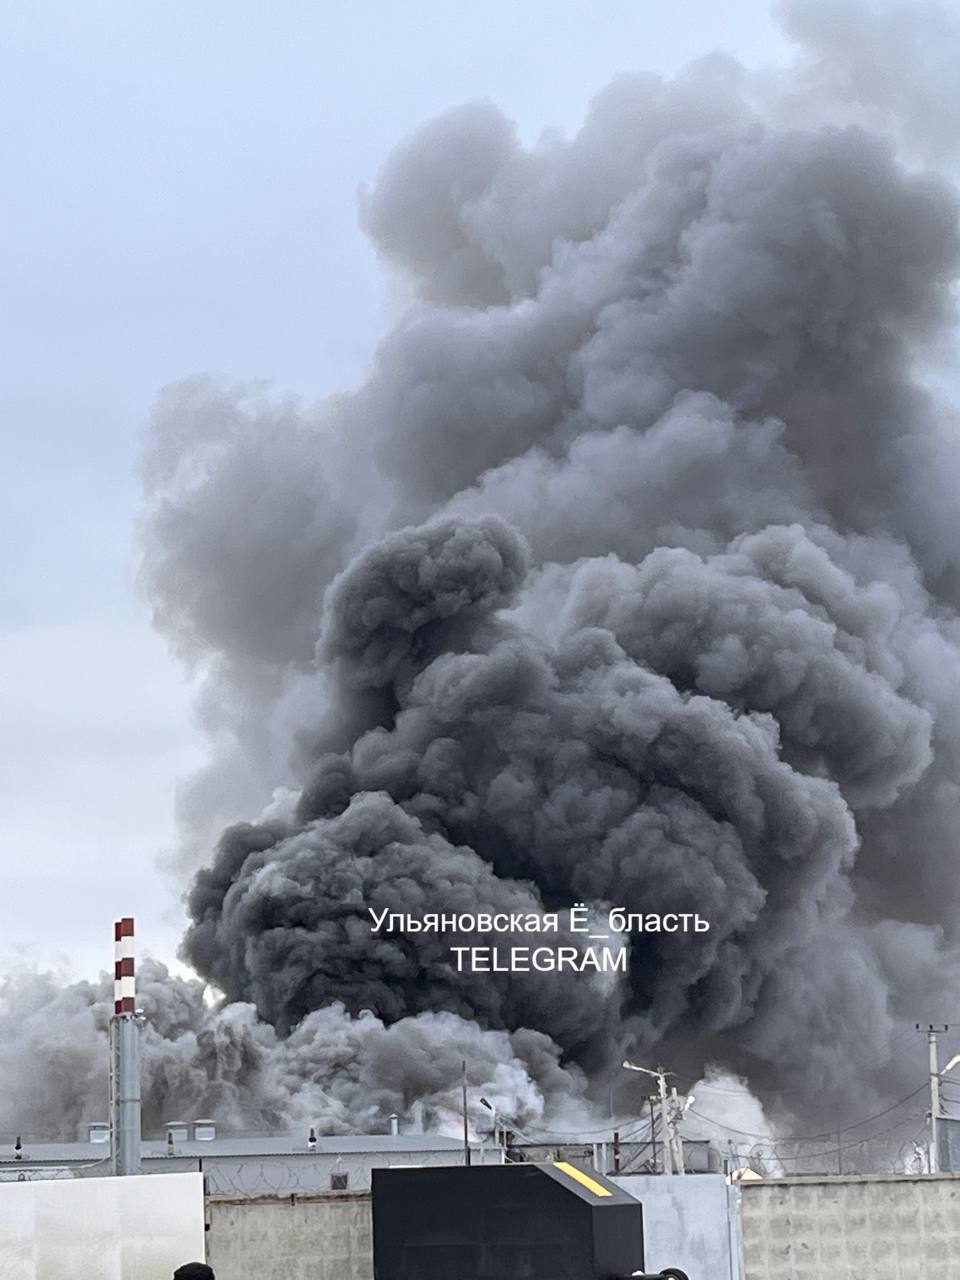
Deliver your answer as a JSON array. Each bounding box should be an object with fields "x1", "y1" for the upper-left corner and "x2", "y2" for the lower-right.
[
  {"x1": 113, "y1": 917, "x2": 135, "y2": 1016},
  {"x1": 110, "y1": 916, "x2": 141, "y2": 1175}
]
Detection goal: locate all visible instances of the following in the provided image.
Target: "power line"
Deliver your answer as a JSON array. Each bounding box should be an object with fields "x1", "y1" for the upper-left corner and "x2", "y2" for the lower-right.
[
  {"x1": 839, "y1": 1084, "x2": 929, "y2": 1133},
  {"x1": 751, "y1": 1111, "x2": 927, "y2": 1165},
  {"x1": 687, "y1": 1083, "x2": 927, "y2": 1144},
  {"x1": 670, "y1": 1024, "x2": 925, "y2": 1099},
  {"x1": 521, "y1": 1118, "x2": 651, "y2": 1140}
]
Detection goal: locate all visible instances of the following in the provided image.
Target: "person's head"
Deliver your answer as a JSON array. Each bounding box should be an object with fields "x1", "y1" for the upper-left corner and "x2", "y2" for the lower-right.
[{"x1": 173, "y1": 1265, "x2": 214, "y2": 1280}]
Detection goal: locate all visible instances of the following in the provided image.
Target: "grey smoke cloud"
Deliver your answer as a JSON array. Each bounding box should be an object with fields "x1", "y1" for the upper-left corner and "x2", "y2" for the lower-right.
[
  {"x1": 777, "y1": 0, "x2": 960, "y2": 164},
  {"x1": 0, "y1": 961, "x2": 588, "y2": 1140},
  {"x1": 30, "y1": 0, "x2": 954, "y2": 1139},
  {"x1": 319, "y1": 515, "x2": 529, "y2": 689},
  {"x1": 556, "y1": 525, "x2": 934, "y2": 810}
]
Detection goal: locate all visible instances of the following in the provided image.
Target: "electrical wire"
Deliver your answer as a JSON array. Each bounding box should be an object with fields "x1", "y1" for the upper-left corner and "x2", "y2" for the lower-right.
[
  {"x1": 835, "y1": 1084, "x2": 930, "y2": 1133},
  {"x1": 522, "y1": 1119, "x2": 645, "y2": 1139},
  {"x1": 768, "y1": 1111, "x2": 928, "y2": 1164},
  {"x1": 520, "y1": 1115, "x2": 653, "y2": 1144},
  {"x1": 709, "y1": 1109, "x2": 927, "y2": 1166},
  {"x1": 669, "y1": 1024, "x2": 925, "y2": 1099},
  {"x1": 687, "y1": 1082, "x2": 927, "y2": 1144}
]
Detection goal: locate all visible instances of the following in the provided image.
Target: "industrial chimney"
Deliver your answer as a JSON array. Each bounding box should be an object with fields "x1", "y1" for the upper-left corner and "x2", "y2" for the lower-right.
[{"x1": 109, "y1": 917, "x2": 141, "y2": 1176}]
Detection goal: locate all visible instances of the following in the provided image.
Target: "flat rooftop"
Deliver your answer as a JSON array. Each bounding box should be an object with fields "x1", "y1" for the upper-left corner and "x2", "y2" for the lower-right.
[{"x1": 0, "y1": 1133, "x2": 467, "y2": 1166}]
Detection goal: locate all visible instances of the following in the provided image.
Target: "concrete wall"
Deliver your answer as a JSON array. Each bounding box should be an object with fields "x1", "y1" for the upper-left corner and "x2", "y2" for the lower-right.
[
  {"x1": 206, "y1": 1192, "x2": 373, "y2": 1280},
  {"x1": 0, "y1": 1171, "x2": 205, "y2": 1280},
  {"x1": 614, "y1": 1174, "x2": 742, "y2": 1280},
  {"x1": 740, "y1": 1173, "x2": 960, "y2": 1279},
  {"x1": 206, "y1": 1172, "x2": 742, "y2": 1280}
]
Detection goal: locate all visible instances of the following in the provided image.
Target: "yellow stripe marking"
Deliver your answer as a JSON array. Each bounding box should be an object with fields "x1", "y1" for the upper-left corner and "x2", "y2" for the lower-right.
[{"x1": 552, "y1": 1161, "x2": 612, "y2": 1197}]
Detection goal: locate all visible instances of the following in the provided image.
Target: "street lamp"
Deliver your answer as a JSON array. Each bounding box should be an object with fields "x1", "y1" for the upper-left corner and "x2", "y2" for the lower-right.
[
  {"x1": 622, "y1": 1060, "x2": 661, "y2": 1080},
  {"x1": 622, "y1": 1061, "x2": 675, "y2": 1174},
  {"x1": 479, "y1": 1096, "x2": 498, "y2": 1146}
]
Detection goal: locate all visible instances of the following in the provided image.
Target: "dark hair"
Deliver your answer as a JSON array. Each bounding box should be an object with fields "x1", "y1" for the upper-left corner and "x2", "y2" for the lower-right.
[{"x1": 174, "y1": 1265, "x2": 214, "y2": 1280}]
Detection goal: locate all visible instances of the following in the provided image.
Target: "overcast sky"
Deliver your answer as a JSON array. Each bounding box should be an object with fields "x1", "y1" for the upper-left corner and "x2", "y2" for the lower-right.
[{"x1": 1, "y1": 1, "x2": 793, "y2": 981}]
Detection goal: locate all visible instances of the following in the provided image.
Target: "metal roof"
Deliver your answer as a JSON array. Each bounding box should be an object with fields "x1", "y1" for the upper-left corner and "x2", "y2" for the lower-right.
[{"x1": 0, "y1": 1133, "x2": 466, "y2": 1166}]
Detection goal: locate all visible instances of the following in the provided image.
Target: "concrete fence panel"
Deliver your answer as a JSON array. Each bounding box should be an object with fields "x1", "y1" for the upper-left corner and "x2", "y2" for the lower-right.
[
  {"x1": 206, "y1": 1192, "x2": 373, "y2": 1280},
  {"x1": 741, "y1": 1174, "x2": 960, "y2": 1279}
]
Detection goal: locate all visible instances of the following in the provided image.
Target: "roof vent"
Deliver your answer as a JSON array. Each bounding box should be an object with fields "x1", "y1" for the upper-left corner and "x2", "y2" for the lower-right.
[
  {"x1": 88, "y1": 1123, "x2": 110, "y2": 1145},
  {"x1": 165, "y1": 1121, "x2": 189, "y2": 1146},
  {"x1": 192, "y1": 1120, "x2": 216, "y2": 1142}
]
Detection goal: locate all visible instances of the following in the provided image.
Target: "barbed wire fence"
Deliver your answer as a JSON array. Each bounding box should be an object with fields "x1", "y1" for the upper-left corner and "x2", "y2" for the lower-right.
[{"x1": 201, "y1": 1149, "x2": 503, "y2": 1198}]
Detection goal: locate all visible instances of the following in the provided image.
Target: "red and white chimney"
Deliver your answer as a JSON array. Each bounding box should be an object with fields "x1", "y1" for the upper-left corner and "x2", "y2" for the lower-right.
[
  {"x1": 113, "y1": 916, "x2": 135, "y2": 1015},
  {"x1": 110, "y1": 916, "x2": 142, "y2": 1176}
]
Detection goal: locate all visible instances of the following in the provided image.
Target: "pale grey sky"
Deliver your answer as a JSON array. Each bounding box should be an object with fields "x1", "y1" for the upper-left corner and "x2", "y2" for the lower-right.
[{"x1": 0, "y1": 1, "x2": 792, "y2": 979}]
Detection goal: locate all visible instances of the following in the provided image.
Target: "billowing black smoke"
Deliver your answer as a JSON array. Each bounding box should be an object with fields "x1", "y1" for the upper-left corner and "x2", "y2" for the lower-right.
[
  {"x1": 126, "y1": 0, "x2": 960, "y2": 1135},
  {"x1": 185, "y1": 513, "x2": 867, "y2": 1101}
]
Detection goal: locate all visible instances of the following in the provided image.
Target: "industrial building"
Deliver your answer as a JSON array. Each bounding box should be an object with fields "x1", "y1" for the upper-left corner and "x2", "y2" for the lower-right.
[
  {"x1": 0, "y1": 1125, "x2": 501, "y2": 1194},
  {"x1": 0, "y1": 1126, "x2": 720, "y2": 1193}
]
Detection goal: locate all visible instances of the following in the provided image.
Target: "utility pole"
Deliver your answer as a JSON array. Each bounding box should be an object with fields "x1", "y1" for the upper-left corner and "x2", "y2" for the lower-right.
[
  {"x1": 649, "y1": 1098, "x2": 657, "y2": 1173},
  {"x1": 668, "y1": 1086, "x2": 686, "y2": 1175},
  {"x1": 917, "y1": 1023, "x2": 948, "y2": 1174},
  {"x1": 623, "y1": 1060, "x2": 675, "y2": 1174},
  {"x1": 461, "y1": 1060, "x2": 471, "y2": 1167},
  {"x1": 658, "y1": 1070, "x2": 674, "y2": 1174}
]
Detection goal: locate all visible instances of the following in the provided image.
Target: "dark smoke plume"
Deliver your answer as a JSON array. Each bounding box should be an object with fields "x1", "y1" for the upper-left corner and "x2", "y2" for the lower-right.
[
  {"x1": 13, "y1": 0, "x2": 960, "y2": 1143},
  {"x1": 139, "y1": 0, "x2": 960, "y2": 1133}
]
